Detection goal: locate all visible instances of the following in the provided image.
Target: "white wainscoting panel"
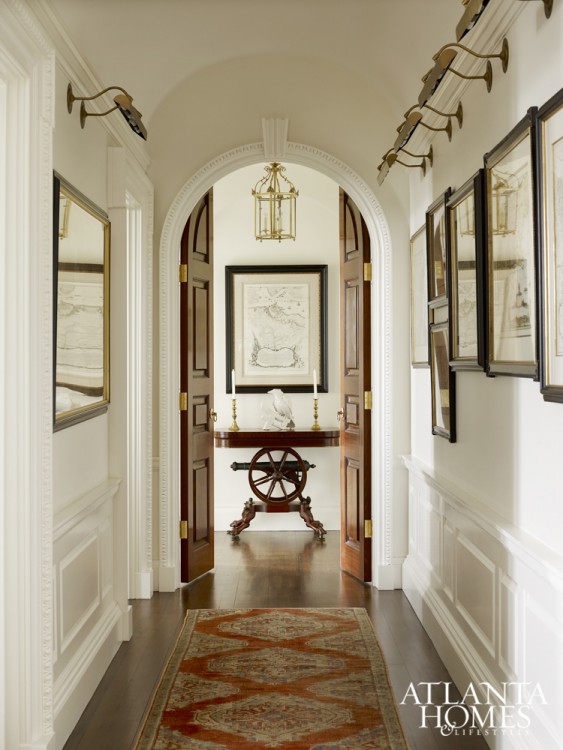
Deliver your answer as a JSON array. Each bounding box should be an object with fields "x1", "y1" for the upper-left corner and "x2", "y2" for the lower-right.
[
  {"x1": 53, "y1": 478, "x2": 121, "y2": 747},
  {"x1": 402, "y1": 456, "x2": 563, "y2": 750}
]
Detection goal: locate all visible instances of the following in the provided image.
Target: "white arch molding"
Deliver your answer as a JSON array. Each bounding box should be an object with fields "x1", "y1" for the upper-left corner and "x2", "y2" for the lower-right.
[{"x1": 158, "y1": 141, "x2": 394, "y2": 591}]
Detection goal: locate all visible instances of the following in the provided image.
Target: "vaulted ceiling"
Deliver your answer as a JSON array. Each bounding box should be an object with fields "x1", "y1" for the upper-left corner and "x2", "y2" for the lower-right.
[{"x1": 46, "y1": 0, "x2": 460, "y2": 129}]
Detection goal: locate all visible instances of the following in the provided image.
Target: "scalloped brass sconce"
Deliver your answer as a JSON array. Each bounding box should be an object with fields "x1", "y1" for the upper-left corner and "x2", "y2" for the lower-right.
[
  {"x1": 405, "y1": 102, "x2": 464, "y2": 129},
  {"x1": 67, "y1": 83, "x2": 147, "y2": 140},
  {"x1": 456, "y1": 0, "x2": 491, "y2": 41}
]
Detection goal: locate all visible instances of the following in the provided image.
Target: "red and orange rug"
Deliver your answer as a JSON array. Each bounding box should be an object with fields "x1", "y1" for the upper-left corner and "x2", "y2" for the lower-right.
[{"x1": 136, "y1": 608, "x2": 407, "y2": 749}]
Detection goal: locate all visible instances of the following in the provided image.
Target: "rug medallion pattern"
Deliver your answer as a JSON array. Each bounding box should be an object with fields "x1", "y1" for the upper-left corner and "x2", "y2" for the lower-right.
[{"x1": 136, "y1": 608, "x2": 407, "y2": 749}]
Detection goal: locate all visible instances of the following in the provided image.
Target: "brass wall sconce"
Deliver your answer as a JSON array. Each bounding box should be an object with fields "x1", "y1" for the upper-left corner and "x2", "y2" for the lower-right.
[
  {"x1": 394, "y1": 111, "x2": 452, "y2": 152},
  {"x1": 405, "y1": 102, "x2": 463, "y2": 129},
  {"x1": 516, "y1": 0, "x2": 553, "y2": 18},
  {"x1": 67, "y1": 83, "x2": 147, "y2": 140},
  {"x1": 456, "y1": 0, "x2": 490, "y2": 41},
  {"x1": 419, "y1": 38, "x2": 509, "y2": 105},
  {"x1": 377, "y1": 146, "x2": 433, "y2": 185}
]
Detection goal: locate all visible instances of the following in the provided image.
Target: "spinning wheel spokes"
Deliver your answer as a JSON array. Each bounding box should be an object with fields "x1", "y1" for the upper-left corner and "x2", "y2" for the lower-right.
[{"x1": 248, "y1": 447, "x2": 307, "y2": 504}]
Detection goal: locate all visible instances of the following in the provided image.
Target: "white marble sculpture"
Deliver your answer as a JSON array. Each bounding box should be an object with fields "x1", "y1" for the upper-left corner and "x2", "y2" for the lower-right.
[{"x1": 261, "y1": 388, "x2": 295, "y2": 430}]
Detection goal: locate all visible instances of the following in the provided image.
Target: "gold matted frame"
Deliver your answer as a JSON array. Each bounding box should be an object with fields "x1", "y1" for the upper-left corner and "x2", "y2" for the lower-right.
[
  {"x1": 537, "y1": 88, "x2": 563, "y2": 402},
  {"x1": 410, "y1": 224, "x2": 429, "y2": 367},
  {"x1": 484, "y1": 109, "x2": 539, "y2": 378},
  {"x1": 53, "y1": 173, "x2": 110, "y2": 430}
]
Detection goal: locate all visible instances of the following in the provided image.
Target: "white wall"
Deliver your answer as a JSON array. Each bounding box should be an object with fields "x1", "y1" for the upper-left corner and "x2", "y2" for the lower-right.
[
  {"x1": 405, "y1": 3, "x2": 563, "y2": 748},
  {"x1": 213, "y1": 163, "x2": 341, "y2": 531}
]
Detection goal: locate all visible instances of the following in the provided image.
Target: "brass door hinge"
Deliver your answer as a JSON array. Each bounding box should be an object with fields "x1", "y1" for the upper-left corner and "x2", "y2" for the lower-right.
[
  {"x1": 179, "y1": 520, "x2": 188, "y2": 540},
  {"x1": 364, "y1": 519, "x2": 373, "y2": 538},
  {"x1": 179, "y1": 264, "x2": 188, "y2": 283},
  {"x1": 179, "y1": 392, "x2": 188, "y2": 411},
  {"x1": 363, "y1": 262, "x2": 372, "y2": 282},
  {"x1": 364, "y1": 391, "x2": 372, "y2": 410}
]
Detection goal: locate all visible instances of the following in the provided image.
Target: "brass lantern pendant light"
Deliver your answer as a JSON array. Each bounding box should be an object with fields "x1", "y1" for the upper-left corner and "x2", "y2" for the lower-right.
[{"x1": 252, "y1": 162, "x2": 298, "y2": 242}]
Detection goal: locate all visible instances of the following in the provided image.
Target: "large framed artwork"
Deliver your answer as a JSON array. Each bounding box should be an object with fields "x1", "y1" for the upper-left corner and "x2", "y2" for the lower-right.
[
  {"x1": 430, "y1": 319, "x2": 456, "y2": 442},
  {"x1": 426, "y1": 189, "x2": 452, "y2": 309},
  {"x1": 53, "y1": 173, "x2": 110, "y2": 430},
  {"x1": 410, "y1": 224, "x2": 429, "y2": 367},
  {"x1": 447, "y1": 170, "x2": 487, "y2": 371},
  {"x1": 537, "y1": 88, "x2": 563, "y2": 402},
  {"x1": 484, "y1": 109, "x2": 539, "y2": 378},
  {"x1": 225, "y1": 265, "x2": 328, "y2": 393}
]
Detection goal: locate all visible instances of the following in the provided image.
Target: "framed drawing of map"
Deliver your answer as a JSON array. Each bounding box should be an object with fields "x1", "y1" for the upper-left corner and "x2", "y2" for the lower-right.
[
  {"x1": 537, "y1": 88, "x2": 563, "y2": 403},
  {"x1": 226, "y1": 265, "x2": 328, "y2": 393}
]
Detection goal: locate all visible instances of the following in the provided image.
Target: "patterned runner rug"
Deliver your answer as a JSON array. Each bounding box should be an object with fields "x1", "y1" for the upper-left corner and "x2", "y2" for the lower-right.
[{"x1": 136, "y1": 608, "x2": 408, "y2": 749}]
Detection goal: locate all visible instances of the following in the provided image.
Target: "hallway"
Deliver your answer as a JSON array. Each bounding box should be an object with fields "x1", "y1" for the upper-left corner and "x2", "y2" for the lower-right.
[{"x1": 64, "y1": 532, "x2": 487, "y2": 750}]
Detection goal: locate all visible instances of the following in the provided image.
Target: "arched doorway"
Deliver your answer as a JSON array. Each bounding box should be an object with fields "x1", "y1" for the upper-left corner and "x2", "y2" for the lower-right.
[{"x1": 158, "y1": 142, "x2": 393, "y2": 591}]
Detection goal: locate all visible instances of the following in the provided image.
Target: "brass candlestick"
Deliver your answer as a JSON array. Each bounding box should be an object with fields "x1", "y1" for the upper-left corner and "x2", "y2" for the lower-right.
[
  {"x1": 311, "y1": 397, "x2": 321, "y2": 431},
  {"x1": 230, "y1": 398, "x2": 240, "y2": 431}
]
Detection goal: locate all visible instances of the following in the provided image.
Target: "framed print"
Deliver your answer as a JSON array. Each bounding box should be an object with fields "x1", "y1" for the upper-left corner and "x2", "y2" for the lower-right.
[
  {"x1": 426, "y1": 189, "x2": 452, "y2": 307},
  {"x1": 225, "y1": 265, "x2": 328, "y2": 393},
  {"x1": 447, "y1": 170, "x2": 486, "y2": 371},
  {"x1": 485, "y1": 109, "x2": 539, "y2": 378},
  {"x1": 410, "y1": 225, "x2": 429, "y2": 366},
  {"x1": 53, "y1": 173, "x2": 110, "y2": 430},
  {"x1": 537, "y1": 88, "x2": 563, "y2": 402},
  {"x1": 430, "y1": 319, "x2": 456, "y2": 442}
]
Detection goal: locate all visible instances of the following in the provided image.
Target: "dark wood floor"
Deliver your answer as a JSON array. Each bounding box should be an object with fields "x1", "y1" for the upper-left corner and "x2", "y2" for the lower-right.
[{"x1": 64, "y1": 532, "x2": 488, "y2": 750}]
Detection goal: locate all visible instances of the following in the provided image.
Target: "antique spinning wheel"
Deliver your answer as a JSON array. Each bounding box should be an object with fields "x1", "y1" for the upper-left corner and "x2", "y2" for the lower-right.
[{"x1": 248, "y1": 447, "x2": 307, "y2": 504}]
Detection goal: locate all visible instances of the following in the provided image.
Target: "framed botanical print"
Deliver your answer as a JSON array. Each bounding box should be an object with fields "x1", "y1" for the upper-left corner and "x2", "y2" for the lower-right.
[
  {"x1": 225, "y1": 265, "x2": 328, "y2": 394},
  {"x1": 484, "y1": 109, "x2": 539, "y2": 378},
  {"x1": 537, "y1": 88, "x2": 563, "y2": 402},
  {"x1": 410, "y1": 224, "x2": 429, "y2": 366},
  {"x1": 430, "y1": 319, "x2": 456, "y2": 442},
  {"x1": 447, "y1": 170, "x2": 486, "y2": 371}
]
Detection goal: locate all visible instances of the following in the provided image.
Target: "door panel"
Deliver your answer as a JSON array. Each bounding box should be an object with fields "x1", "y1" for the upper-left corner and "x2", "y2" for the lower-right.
[
  {"x1": 339, "y1": 189, "x2": 372, "y2": 582},
  {"x1": 180, "y1": 190, "x2": 214, "y2": 583}
]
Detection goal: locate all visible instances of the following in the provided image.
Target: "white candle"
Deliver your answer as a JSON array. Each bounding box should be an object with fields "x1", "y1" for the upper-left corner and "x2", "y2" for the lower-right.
[
  {"x1": 313, "y1": 369, "x2": 317, "y2": 398},
  {"x1": 231, "y1": 369, "x2": 236, "y2": 396}
]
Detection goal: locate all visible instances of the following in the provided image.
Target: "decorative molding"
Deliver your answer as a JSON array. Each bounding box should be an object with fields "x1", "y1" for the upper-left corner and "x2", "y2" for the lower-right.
[
  {"x1": 262, "y1": 117, "x2": 288, "y2": 161},
  {"x1": 159, "y1": 140, "x2": 393, "y2": 590},
  {"x1": 1, "y1": 2, "x2": 56, "y2": 746},
  {"x1": 53, "y1": 478, "x2": 120, "y2": 539},
  {"x1": 403, "y1": 457, "x2": 563, "y2": 750}
]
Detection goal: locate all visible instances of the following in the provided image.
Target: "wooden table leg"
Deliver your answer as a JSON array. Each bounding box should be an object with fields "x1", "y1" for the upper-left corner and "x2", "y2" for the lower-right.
[
  {"x1": 228, "y1": 498, "x2": 257, "y2": 540},
  {"x1": 298, "y1": 495, "x2": 326, "y2": 540}
]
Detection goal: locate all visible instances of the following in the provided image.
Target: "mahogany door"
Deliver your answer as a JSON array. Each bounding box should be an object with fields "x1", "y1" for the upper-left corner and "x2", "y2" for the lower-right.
[
  {"x1": 180, "y1": 190, "x2": 214, "y2": 582},
  {"x1": 339, "y1": 189, "x2": 372, "y2": 582}
]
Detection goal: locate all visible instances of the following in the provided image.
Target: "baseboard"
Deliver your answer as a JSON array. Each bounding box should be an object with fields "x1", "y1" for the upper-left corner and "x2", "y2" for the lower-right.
[
  {"x1": 373, "y1": 560, "x2": 403, "y2": 590},
  {"x1": 135, "y1": 568, "x2": 154, "y2": 599},
  {"x1": 53, "y1": 604, "x2": 122, "y2": 749},
  {"x1": 158, "y1": 564, "x2": 178, "y2": 592}
]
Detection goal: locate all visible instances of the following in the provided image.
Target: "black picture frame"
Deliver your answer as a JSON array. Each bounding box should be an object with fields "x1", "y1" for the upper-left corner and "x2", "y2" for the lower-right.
[
  {"x1": 53, "y1": 172, "x2": 110, "y2": 431},
  {"x1": 426, "y1": 189, "x2": 452, "y2": 309},
  {"x1": 430, "y1": 317, "x2": 456, "y2": 442},
  {"x1": 484, "y1": 108, "x2": 539, "y2": 379},
  {"x1": 225, "y1": 264, "x2": 328, "y2": 394},
  {"x1": 536, "y1": 88, "x2": 563, "y2": 403},
  {"x1": 447, "y1": 170, "x2": 487, "y2": 371}
]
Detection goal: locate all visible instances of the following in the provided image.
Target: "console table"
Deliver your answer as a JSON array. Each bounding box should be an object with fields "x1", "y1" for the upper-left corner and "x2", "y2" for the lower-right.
[{"x1": 214, "y1": 428, "x2": 340, "y2": 540}]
